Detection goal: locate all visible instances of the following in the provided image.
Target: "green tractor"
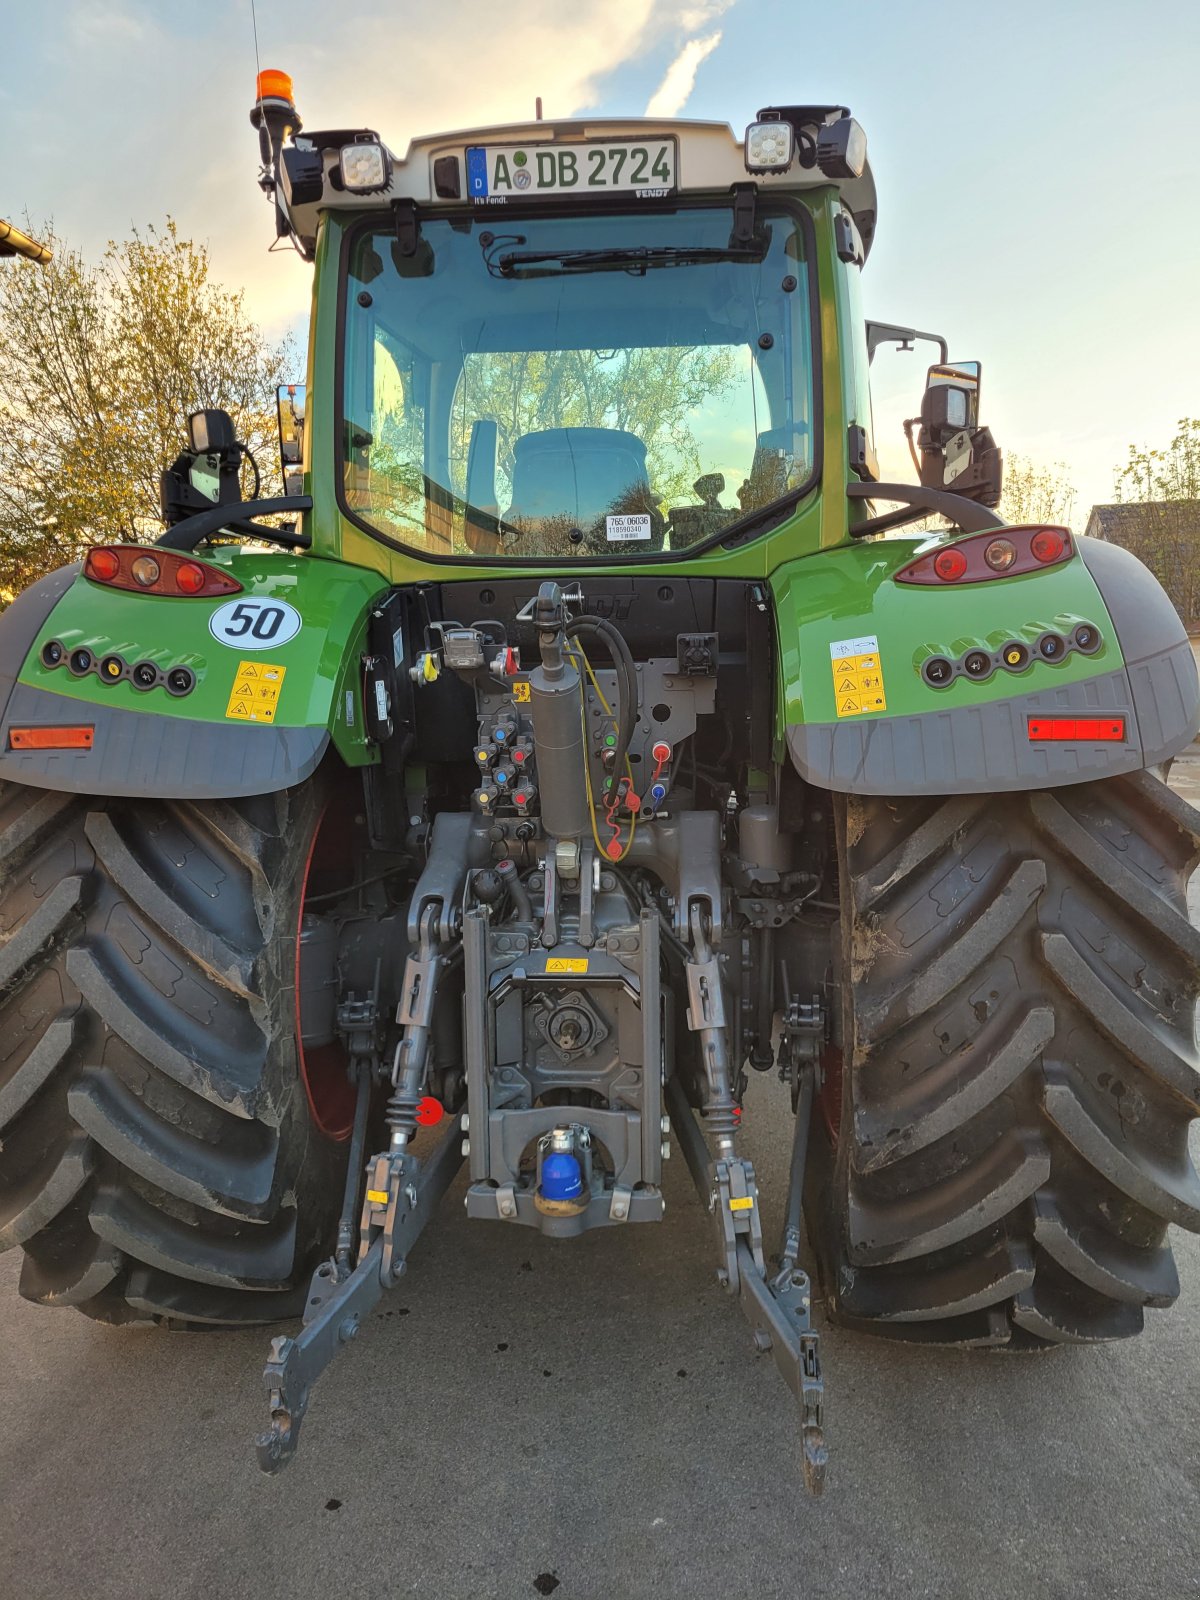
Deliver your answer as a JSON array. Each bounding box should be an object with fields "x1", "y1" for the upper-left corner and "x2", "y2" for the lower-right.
[{"x1": 2, "y1": 77, "x2": 1197, "y2": 1492}]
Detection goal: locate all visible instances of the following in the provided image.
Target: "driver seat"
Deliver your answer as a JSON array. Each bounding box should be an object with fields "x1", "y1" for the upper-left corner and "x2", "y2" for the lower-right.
[{"x1": 505, "y1": 428, "x2": 662, "y2": 547}]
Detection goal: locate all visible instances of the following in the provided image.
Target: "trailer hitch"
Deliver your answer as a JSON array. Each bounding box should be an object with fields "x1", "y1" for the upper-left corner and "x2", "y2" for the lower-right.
[
  {"x1": 255, "y1": 1109, "x2": 464, "y2": 1473},
  {"x1": 665, "y1": 1073, "x2": 828, "y2": 1494}
]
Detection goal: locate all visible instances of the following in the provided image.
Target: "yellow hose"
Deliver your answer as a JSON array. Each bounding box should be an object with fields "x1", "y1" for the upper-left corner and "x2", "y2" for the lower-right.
[{"x1": 568, "y1": 642, "x2": 636, "y2": 863}]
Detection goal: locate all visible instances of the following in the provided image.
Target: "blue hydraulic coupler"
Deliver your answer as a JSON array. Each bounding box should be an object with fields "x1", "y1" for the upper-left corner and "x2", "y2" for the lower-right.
[{"x1": 540, "y1": 1149, "x2": 583, "y2": 1202}]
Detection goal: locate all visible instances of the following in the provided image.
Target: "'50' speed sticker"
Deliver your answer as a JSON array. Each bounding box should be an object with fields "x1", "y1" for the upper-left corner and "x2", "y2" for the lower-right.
[{"x1": 209, "y1": 597, "x2": 302, "y2": 650}]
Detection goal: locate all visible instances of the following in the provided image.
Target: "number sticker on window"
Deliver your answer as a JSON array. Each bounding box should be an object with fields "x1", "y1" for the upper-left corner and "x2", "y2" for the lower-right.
[{"x1": 208, "y1": 597, "x2": 302, "y2": 651}]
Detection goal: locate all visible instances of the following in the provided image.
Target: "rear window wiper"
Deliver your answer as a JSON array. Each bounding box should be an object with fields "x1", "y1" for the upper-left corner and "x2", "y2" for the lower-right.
[{"x1": 487, "y1": 244, "x2": 766, "y2": 279}]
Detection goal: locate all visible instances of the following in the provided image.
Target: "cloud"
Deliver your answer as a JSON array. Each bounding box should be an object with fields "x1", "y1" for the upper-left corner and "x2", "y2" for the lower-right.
[
  {"x1": 644, "y1": 31, "x2": 723, "y2": 118},
  {"x1": 5, "y1": 0, "x2": 726, "y2": 340}
]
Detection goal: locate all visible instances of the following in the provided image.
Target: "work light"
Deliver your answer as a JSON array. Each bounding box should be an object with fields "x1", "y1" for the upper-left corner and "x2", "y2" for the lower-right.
[
  {"x1": 340, "y1": 141, "x2": 391, "y2": 194},
  {"x1": 744, "y1": 120, "x2": 795, "y2": 174}
]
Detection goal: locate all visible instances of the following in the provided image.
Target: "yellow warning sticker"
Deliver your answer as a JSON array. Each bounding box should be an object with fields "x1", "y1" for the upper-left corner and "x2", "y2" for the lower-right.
[
  {"x1": 830, "y1": 634, "x2": 887, "y2": 718},
  {"x1": 511, "y1": 680, "x2": 532, "y2": 702},
  {"x1": 546, "y1": 957, "x2": 588, "y2": 973},
  {"x1": 366, "y1": 1189, "x2": 389, "y2": 1206},
  {"x1": 729, "y1": 1196, "x2": 755, "y2": 1212},
  {"x1": 225, "y1": 660, "x2": 286, "y2": 723}
]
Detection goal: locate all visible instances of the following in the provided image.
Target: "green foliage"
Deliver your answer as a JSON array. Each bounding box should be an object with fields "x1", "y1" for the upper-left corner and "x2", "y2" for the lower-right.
[
  {"x1": 998, "y1": 453, "x2": 1076, "y2": 528},
  {"x1": 450, "y1": 345, "x2": 737, "y2": 508},
  {"x1": 0, "y1": 219, "x2": 293, "y2": 598},
  {"x1": 1114, "y1": 418, "x2": 1200, "y2": 503}
]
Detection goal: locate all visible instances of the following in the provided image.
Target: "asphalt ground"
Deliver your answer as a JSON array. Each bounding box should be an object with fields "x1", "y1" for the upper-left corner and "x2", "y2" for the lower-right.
[{"x1": 3, "y1": 756, "x2": 1200, "y2": 1598}]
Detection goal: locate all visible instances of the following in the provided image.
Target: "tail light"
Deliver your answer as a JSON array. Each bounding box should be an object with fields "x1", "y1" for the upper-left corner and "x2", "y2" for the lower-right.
[
  {"x1": 896, "y1": 526, "x2": 1074, "y2": 586},
  {"x1": 84, "y1": 545, "x2": 242, "y2": 597}
]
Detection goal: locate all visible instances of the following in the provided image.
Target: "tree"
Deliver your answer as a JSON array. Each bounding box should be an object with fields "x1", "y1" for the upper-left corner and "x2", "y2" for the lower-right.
[
  {"x1": 1108, "y1": 418, "x2": 1200, "y2": 625},
  {"x1": 1114, "y1": 417, "x2": 1200, "y2": 503},
  {"x1": 0, "y1": 220, "x2": 293, "y2": 597},
  {"x1": 998, "y1": 453, "x2": 1076, "y2": 527}
]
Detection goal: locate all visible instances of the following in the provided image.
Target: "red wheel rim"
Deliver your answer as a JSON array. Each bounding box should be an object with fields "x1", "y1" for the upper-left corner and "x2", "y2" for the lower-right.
[
  {"x1": 295, "y1": 801, "x2": 357, "y2": 1141},
  {"x1": 818, "y1": 1044, "x2": 844, "y2": 1143}
]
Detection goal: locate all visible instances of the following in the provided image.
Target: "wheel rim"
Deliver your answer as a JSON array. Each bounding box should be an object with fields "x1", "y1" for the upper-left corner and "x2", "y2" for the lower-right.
[
  {"x1": 295, "y1": 802, "x2": 357, "y2": 1141},
  {"x1": 818, "y1": 1044, "x2": 843, "y2": 1142}
]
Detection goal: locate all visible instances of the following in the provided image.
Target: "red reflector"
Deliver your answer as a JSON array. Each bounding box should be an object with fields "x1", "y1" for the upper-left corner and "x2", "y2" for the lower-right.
[
  {"x1": 9, "y1": 726, "x2": 94, "y2": 750},
  {"x1": 415, "y1": 1096, "x2": 444, "y2": 1127},
  {"x1": 1027, "y1": 718, "x2": 1126, "y2": 742}
]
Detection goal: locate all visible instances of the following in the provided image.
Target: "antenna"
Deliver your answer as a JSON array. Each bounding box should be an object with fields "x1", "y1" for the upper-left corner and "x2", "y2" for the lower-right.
[{"x1": 535, "y1": 97, "x2": 543, "y2": 121}]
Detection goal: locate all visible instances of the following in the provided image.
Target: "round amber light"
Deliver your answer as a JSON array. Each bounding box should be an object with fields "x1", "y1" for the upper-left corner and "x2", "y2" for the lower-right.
[
  {"x1": 175, "y1": 561, "x2": 206, "y2": 594},
  {"x1": 984, "y1": 537, "x2": 1017, "y2": 571},
  {"x1": 1030, "y1": 528, "x2": 1066, "y2": 563},
  {"x1": 87, "y1": 547, "x2": 121, "y2": 582},
  {"x1": 131, "y1": 555, "x2": 161, "y2": 587},
  {"x1": 933, "y1": 547, "x2": 968, "y2": 581}
]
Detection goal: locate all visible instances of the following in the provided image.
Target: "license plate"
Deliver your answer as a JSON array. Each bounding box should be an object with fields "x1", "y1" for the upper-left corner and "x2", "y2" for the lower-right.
[{"x1": 465, "y1": 140, "x2": 676, "y2": 202}]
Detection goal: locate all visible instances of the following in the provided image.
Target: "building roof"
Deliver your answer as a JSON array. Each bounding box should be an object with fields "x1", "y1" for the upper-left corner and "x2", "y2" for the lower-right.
[{"x1": 1085, "y1": 501, "x2": 1200, "y2": 541}]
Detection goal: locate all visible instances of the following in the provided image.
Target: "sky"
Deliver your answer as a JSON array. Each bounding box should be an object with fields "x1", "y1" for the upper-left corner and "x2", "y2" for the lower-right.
[{"x1": 2, "y1": 0, "x2": 1197, "y2": 521}]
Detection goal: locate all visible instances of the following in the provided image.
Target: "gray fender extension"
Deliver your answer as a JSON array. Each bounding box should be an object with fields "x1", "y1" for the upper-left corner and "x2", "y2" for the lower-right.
[
  {"x1": 0, "y1": 565, "x2": 328, "y2": 799},
  {"x1": 787, "y1": 535, "x2": 1200, "y2": 795}
]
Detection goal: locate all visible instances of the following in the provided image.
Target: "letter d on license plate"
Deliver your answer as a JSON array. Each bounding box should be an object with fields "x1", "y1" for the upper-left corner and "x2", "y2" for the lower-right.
[{"x1": 466, "y1": 141, "x2": 676, "y2": 201}]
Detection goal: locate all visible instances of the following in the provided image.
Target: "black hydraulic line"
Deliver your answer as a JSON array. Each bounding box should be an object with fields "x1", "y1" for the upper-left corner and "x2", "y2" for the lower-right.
[
  {"x1": 495, "y1": 858, "x2": 532, "y2": 921},
  {"x1": 570, "y1": 615, "x2": 638, "y2": 797}
]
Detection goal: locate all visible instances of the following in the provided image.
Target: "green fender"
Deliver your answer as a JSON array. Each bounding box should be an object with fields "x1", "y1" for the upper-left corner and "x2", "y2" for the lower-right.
[
  {"x1": 773, "y1": 533, "x2": 1199, "y2": 794},
  {"x1": 0, "y1": 550, "x2": 388, "y2": 798}
]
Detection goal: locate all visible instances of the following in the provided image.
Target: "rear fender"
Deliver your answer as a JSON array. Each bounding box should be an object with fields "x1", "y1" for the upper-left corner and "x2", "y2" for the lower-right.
[
  {"x1": 775, "y1": 533, "x2": 1198, "y2": 795},
  {"x1": 0, "y1": 552, "x2": 388, "y2": 798}
]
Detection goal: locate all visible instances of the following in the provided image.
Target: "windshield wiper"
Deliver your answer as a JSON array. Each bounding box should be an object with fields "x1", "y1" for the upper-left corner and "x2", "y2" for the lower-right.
[{"x1": 489, "y1": 245, "x2": 766, "y2": 279}]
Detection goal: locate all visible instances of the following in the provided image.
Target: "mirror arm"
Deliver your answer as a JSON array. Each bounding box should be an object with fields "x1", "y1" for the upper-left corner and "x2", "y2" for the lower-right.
[
  {"x1": 865, "y1": 321, "x2": 949, "y2": 365},
  {"x1": 847, "y1": 481, "x2": 1005, "y2": 538},
  {"x1": 155, "y1": 496, "x2": 314, "y2": 552}
]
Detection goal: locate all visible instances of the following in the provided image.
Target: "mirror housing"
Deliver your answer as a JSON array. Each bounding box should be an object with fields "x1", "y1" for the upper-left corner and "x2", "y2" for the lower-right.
[
  {"x1": 913, "y1": 361, "x2": 1002, "y2": 507},
  {"x1": 162, "y1": 409, "x2": 247, "y2": 528},
  {"x1": 187, "y1": 408, "x2": 238, "y2": 457}
]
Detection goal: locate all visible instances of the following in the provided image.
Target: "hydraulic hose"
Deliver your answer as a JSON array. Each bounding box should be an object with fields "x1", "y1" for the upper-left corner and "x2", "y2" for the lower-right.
[{"x1": 569, "y1": 616, "x2": 638, "y2": 795}]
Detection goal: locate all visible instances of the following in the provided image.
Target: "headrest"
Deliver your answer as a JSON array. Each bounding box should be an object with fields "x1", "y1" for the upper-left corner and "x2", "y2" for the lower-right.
[{"x1": 507, "y1": 428, "x2": 654, "y2": 541}]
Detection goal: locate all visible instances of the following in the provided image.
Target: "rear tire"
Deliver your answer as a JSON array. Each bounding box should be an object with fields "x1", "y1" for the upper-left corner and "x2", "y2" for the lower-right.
[
  {"x1": 808, "y1": 771, "x2": 1200, "y2": 1345},
  {"x1": 0, "y1": 773, "x2": 349, "y2": 1327}
]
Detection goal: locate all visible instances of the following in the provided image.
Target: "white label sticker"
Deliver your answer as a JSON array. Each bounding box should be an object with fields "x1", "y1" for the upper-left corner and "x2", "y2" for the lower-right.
[
  {"x1": 606, "y1": 513, "x2": 652, "y2": 543},
  {"x1": 208, "y1": 597, "x2": 302, "y2": 651},
  {"x1": 344, "y1": 690, "x2": 355, "y2": 726},
  {"x1": 374, "y1": 679, "x2": 389, "y2": 722},
  {"x1": 392, "y1": 626, "x2": 404, "y2": 667},
  {"x1": 830, "y1": 634, "x2": 879, "y2": 660}
]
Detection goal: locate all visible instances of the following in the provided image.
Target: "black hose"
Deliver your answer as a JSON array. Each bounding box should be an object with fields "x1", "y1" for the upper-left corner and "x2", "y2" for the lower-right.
[{"x1": 569, "y1": 615, "x2": 638, "y2": 802}]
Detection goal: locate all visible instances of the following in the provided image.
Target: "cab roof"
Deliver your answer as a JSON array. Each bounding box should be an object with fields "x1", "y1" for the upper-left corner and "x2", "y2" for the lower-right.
[{"x1": 278, "y1": 113, "x2": 877, "y2": 261}]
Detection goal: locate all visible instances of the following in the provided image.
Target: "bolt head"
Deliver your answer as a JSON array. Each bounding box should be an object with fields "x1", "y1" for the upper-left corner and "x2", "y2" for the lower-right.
[
  {"x1": 660, "y1": 1140, "x2": 671, "y2": 1160},
  {"x1": 461, "y1": 1112, "x2": 470, "y2": 1131},
  {"x1": 461, "y1": 1139, "x2": 471, "y2": 1157}
]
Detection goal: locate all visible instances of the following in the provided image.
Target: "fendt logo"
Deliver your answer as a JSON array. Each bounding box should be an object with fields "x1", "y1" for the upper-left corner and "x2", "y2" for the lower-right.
[{"x1": 585, "y1": 596, "x2": 635, "y2": 620}]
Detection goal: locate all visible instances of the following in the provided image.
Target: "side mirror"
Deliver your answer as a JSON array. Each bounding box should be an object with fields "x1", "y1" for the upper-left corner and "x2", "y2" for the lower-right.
[
  {"x1": 913, "y1": 359, "x2": 1002, "y2": 507},
  {"x1": 276, "y1": 384, "x2": 306, "y2": 465}
]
